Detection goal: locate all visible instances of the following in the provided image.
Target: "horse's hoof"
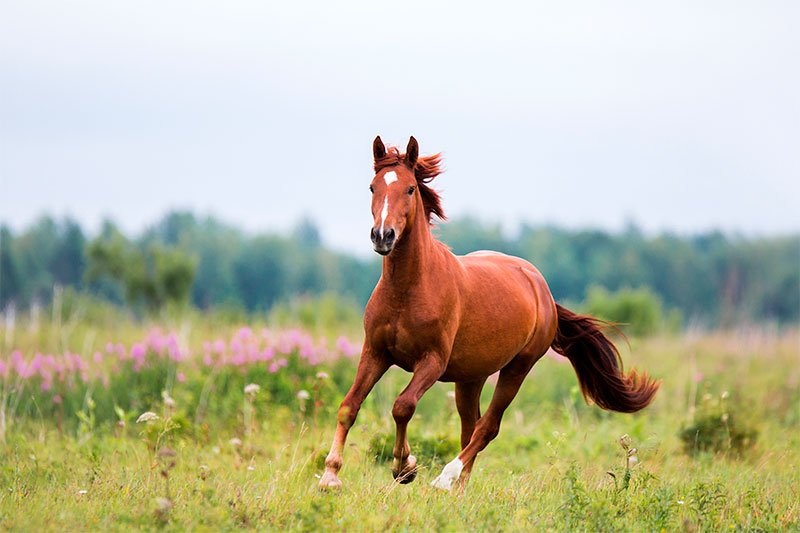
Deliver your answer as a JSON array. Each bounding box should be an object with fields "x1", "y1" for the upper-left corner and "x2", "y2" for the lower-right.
[
  {"x1": 431, "y1": 457, "x2": 463, "y2": 491},
  {"x1": 318, "y1": 470, "x2": 343, "y2": 490},
  {"x1": 392, "y1": 455, "x2": 418, "y2": 484}
]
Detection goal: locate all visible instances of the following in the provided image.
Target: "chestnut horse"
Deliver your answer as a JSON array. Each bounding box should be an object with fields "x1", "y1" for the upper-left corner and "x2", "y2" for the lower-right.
[{"x1": 319, "y1": 136, "x2": 659, "y2": 492}]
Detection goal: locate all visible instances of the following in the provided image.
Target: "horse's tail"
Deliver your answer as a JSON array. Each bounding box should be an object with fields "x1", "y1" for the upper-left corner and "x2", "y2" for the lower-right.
[{"x1": 551, "y1": 304, "x2": 659, "y2": 413}]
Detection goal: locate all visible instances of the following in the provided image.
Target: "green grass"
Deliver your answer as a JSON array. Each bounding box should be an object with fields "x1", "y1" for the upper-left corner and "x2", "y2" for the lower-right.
[{"x1": 0, "y1": 320, "x2": 798, "y2": 531}]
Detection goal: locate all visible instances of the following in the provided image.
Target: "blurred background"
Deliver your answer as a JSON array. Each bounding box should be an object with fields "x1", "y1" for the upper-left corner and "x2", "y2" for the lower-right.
[{"x1": 1, "y1": 1, "x2": 798, "y2": 329}]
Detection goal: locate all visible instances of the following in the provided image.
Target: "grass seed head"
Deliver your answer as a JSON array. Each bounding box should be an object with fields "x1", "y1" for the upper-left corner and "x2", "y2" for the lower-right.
[{"x1": 137, "y1": 412, "x2": 159, "y2": 423}]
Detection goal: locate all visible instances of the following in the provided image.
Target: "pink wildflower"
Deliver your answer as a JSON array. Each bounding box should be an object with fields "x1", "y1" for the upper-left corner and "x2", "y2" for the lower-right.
[
  {"x1": 131, "y1": 343, "x2": 146, "y2": 358},
  {"x1": 336, "y1": 336, "x2": 360, "y2": 358}
]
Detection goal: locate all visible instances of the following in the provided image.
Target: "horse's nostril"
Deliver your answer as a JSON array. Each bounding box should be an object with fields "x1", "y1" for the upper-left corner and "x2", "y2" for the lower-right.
[
  {"x1": 385, "y1": 228, "x2": 395, "y2": 241},
  {"x1": 370, "y1": 227, "x2": 379, "y2": 242}
]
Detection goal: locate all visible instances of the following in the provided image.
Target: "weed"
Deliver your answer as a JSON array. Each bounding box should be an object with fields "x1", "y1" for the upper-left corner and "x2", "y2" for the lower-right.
[
  {"x1": 679, "y1": 390, "x2": 758, "y2": 456},
  {"x1": 561, "y1": 463, "x2": 590, "y2": 528}
]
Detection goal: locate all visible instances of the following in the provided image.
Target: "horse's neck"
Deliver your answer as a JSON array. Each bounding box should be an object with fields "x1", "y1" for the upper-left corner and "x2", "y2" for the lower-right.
[{"x1": 381, "y1": 216, "x2": 444, "y2": 291}]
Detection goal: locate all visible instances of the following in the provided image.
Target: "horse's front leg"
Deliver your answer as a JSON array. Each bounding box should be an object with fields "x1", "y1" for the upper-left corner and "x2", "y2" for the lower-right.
[
  {"x1": 391, "y1": 353, "x2": 446, "y2": 484},
  {"x1": 319, "y1": 347, "x2": 390, "y2": 490}
]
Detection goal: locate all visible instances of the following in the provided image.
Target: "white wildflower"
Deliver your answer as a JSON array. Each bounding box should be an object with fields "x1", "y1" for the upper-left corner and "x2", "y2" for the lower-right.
[
  {"x1": 297, "y1": 390, "x2": 310, "y2": 400},
  {"x1": 315, "y1": 372, "x2": 329, "y2": 380},
  {"x1": 244, "y1": 383, "x2": 261, "y2": 396},
  {"x1": 229, "y1": 437, "x2": 242, "y2": 448},
  {"x1": 78, "y1": 489, "x2": 88, "y2": 495},
  {"x1": 136, "y1": 411, "x2": 159, "y2": 423},
  {"x1": 155, "y1": 497, "x2": 173, "y2": 513}
]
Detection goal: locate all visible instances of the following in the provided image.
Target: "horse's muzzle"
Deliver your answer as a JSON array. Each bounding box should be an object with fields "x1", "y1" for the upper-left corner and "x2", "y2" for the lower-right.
[{"x1": 371, "y1": 227, "x2": 396, "y2": 255}]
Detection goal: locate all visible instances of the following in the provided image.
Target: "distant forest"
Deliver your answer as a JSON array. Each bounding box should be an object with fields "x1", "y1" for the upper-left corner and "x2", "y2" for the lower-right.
[{"x1": 1, "y1": 212, "x2": 798, "y2": 326}]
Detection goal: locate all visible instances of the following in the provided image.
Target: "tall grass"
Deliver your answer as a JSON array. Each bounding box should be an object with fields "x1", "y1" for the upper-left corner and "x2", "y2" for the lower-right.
[{"x1": 0, "y1": 309, "x2": 797, "y2": 530}]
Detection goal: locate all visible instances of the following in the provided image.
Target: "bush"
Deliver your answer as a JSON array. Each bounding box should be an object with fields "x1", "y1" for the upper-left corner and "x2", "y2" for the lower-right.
[
  {"x1": 584, "y1": 285, "x2": 680, "y2": 336},
  {"x1": 678, "y1": 391, "x2": 758, "y2": 457}
]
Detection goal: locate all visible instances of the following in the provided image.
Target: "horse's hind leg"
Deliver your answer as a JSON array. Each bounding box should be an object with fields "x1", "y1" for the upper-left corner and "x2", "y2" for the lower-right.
[
  {"x1": 432, "y1": 353, "x2": 541, "y2": 491},
  {"x1": 391, "y1": 353, "x2": 446, "y2": 484},
  {"x1": 454, "y1": 379, "x2": 486, "y2": 489}
]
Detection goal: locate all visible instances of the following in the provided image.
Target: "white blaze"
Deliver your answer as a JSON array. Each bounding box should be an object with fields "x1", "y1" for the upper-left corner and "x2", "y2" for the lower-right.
[
  {"x1": 379, "y1": 171, "x2": 397, "y2": 238},
  {"x1": 379, "y1": 196, "x2": 389, "y2": 237}
]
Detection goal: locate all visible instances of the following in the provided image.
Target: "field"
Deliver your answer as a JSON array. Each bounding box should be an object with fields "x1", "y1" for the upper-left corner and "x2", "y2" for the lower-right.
[{"x1": 0, "y1": 312, "x2": 798, "y2": 531}]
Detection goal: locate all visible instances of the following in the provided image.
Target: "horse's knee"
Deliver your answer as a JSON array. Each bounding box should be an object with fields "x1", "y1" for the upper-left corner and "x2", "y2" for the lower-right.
[
  {"x1": 337, "y1": 401, "x2": 360, "y2": 428},
  {"x1": 392, "y1": 396, "x2": 416, "y2": 423}
]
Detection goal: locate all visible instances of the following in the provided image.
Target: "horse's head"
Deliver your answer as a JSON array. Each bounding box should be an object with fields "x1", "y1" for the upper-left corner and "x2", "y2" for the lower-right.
[{"x1": 369, "y1": 136, "x2": 423, "y2": 256}]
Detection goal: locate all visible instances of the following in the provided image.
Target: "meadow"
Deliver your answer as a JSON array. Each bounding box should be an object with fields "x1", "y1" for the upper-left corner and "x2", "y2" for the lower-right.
[{"x1": 0, "y1": 307, "x2": 798, "y2": 531}]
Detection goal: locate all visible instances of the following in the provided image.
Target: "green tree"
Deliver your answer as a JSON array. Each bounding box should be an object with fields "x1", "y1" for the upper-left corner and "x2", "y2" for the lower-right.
[
  {"x1": 86, "y1": 233, "x2": 197, "y2": 312},
  {"x1": 50, "y1": 219, "x2": 86, "y2": 287},
  {"x1": 0, "y1": 226, "x2": 23, "y2": 307}
]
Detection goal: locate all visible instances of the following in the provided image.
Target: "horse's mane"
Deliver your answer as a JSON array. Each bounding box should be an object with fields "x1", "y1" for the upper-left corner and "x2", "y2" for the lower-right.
[{"x1": 374, "y1": 146, "x2": 446, "y2": 223}]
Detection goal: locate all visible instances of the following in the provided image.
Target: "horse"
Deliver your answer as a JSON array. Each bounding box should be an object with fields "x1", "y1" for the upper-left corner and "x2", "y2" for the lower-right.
[{"x1": 318, "y1": 136, "x2": 659, "y2": 492}]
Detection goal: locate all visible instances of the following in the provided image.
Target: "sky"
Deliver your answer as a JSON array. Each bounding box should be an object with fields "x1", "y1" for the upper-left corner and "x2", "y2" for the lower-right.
[{"x1": 1, "y1": 1, "x2": 798, "y2": 255}]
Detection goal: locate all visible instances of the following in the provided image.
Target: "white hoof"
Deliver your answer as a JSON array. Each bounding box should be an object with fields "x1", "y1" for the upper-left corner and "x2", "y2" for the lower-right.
[
  {"x1": 431, "y1": 458, "x2": 463, "y2": 491},
  {"x1": 318, "y1": 470, "x2": 342, "y2": 490}
]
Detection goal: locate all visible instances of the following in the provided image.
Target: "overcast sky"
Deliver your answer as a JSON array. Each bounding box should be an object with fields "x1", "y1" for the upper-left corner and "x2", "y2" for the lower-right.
[{"x1": 1, "y1": 1, "x2": 798, "y2": 255}]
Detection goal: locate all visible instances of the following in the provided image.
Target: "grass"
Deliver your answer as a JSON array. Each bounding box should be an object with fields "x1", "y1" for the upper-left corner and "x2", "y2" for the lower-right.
[{"x1": 0, "y1": 317, "x2": 798, "y2": 531}]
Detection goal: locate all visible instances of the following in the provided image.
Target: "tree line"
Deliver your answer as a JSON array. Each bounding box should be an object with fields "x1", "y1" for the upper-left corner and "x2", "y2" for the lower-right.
[{"x1": 1, "y1": 212, "x2": 797, "y2": 326}]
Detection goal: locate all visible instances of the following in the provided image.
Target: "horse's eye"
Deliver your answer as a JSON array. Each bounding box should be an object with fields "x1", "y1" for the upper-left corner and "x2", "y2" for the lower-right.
[
  {"x1": 369, "y1": 185, "x2": 374, "y2": 193},
  {"x1": 407, "y1": 186, "x2": 416, "y2": 195}
]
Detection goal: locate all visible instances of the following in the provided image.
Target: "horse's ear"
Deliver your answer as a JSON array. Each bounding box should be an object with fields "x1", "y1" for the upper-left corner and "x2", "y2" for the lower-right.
[
  {"x1": 406, "y1": 136, "x2": 419, "y2": 167},
  {"x1": 373, "y1": 136, "x2": 386, "y2": 161}
]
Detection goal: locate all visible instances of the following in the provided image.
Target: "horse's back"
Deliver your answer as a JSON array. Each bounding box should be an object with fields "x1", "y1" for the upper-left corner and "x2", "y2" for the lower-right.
[{"x1": 458, "y1": 251, "x2": 554, "y2": 316}]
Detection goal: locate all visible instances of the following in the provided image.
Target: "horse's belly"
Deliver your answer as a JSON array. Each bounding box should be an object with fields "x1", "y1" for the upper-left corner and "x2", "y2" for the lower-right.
[{"x1": 442, "y1": 330, "x2": 529, "y2": 381}]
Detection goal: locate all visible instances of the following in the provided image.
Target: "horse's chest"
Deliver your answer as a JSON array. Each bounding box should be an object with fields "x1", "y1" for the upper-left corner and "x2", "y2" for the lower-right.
[
  {"x1": 371, "y1": 308, "x2": 451, "y2": 371},
  {"x1": 373, "y1": 319, "x2": 415, "y2": 367}
]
